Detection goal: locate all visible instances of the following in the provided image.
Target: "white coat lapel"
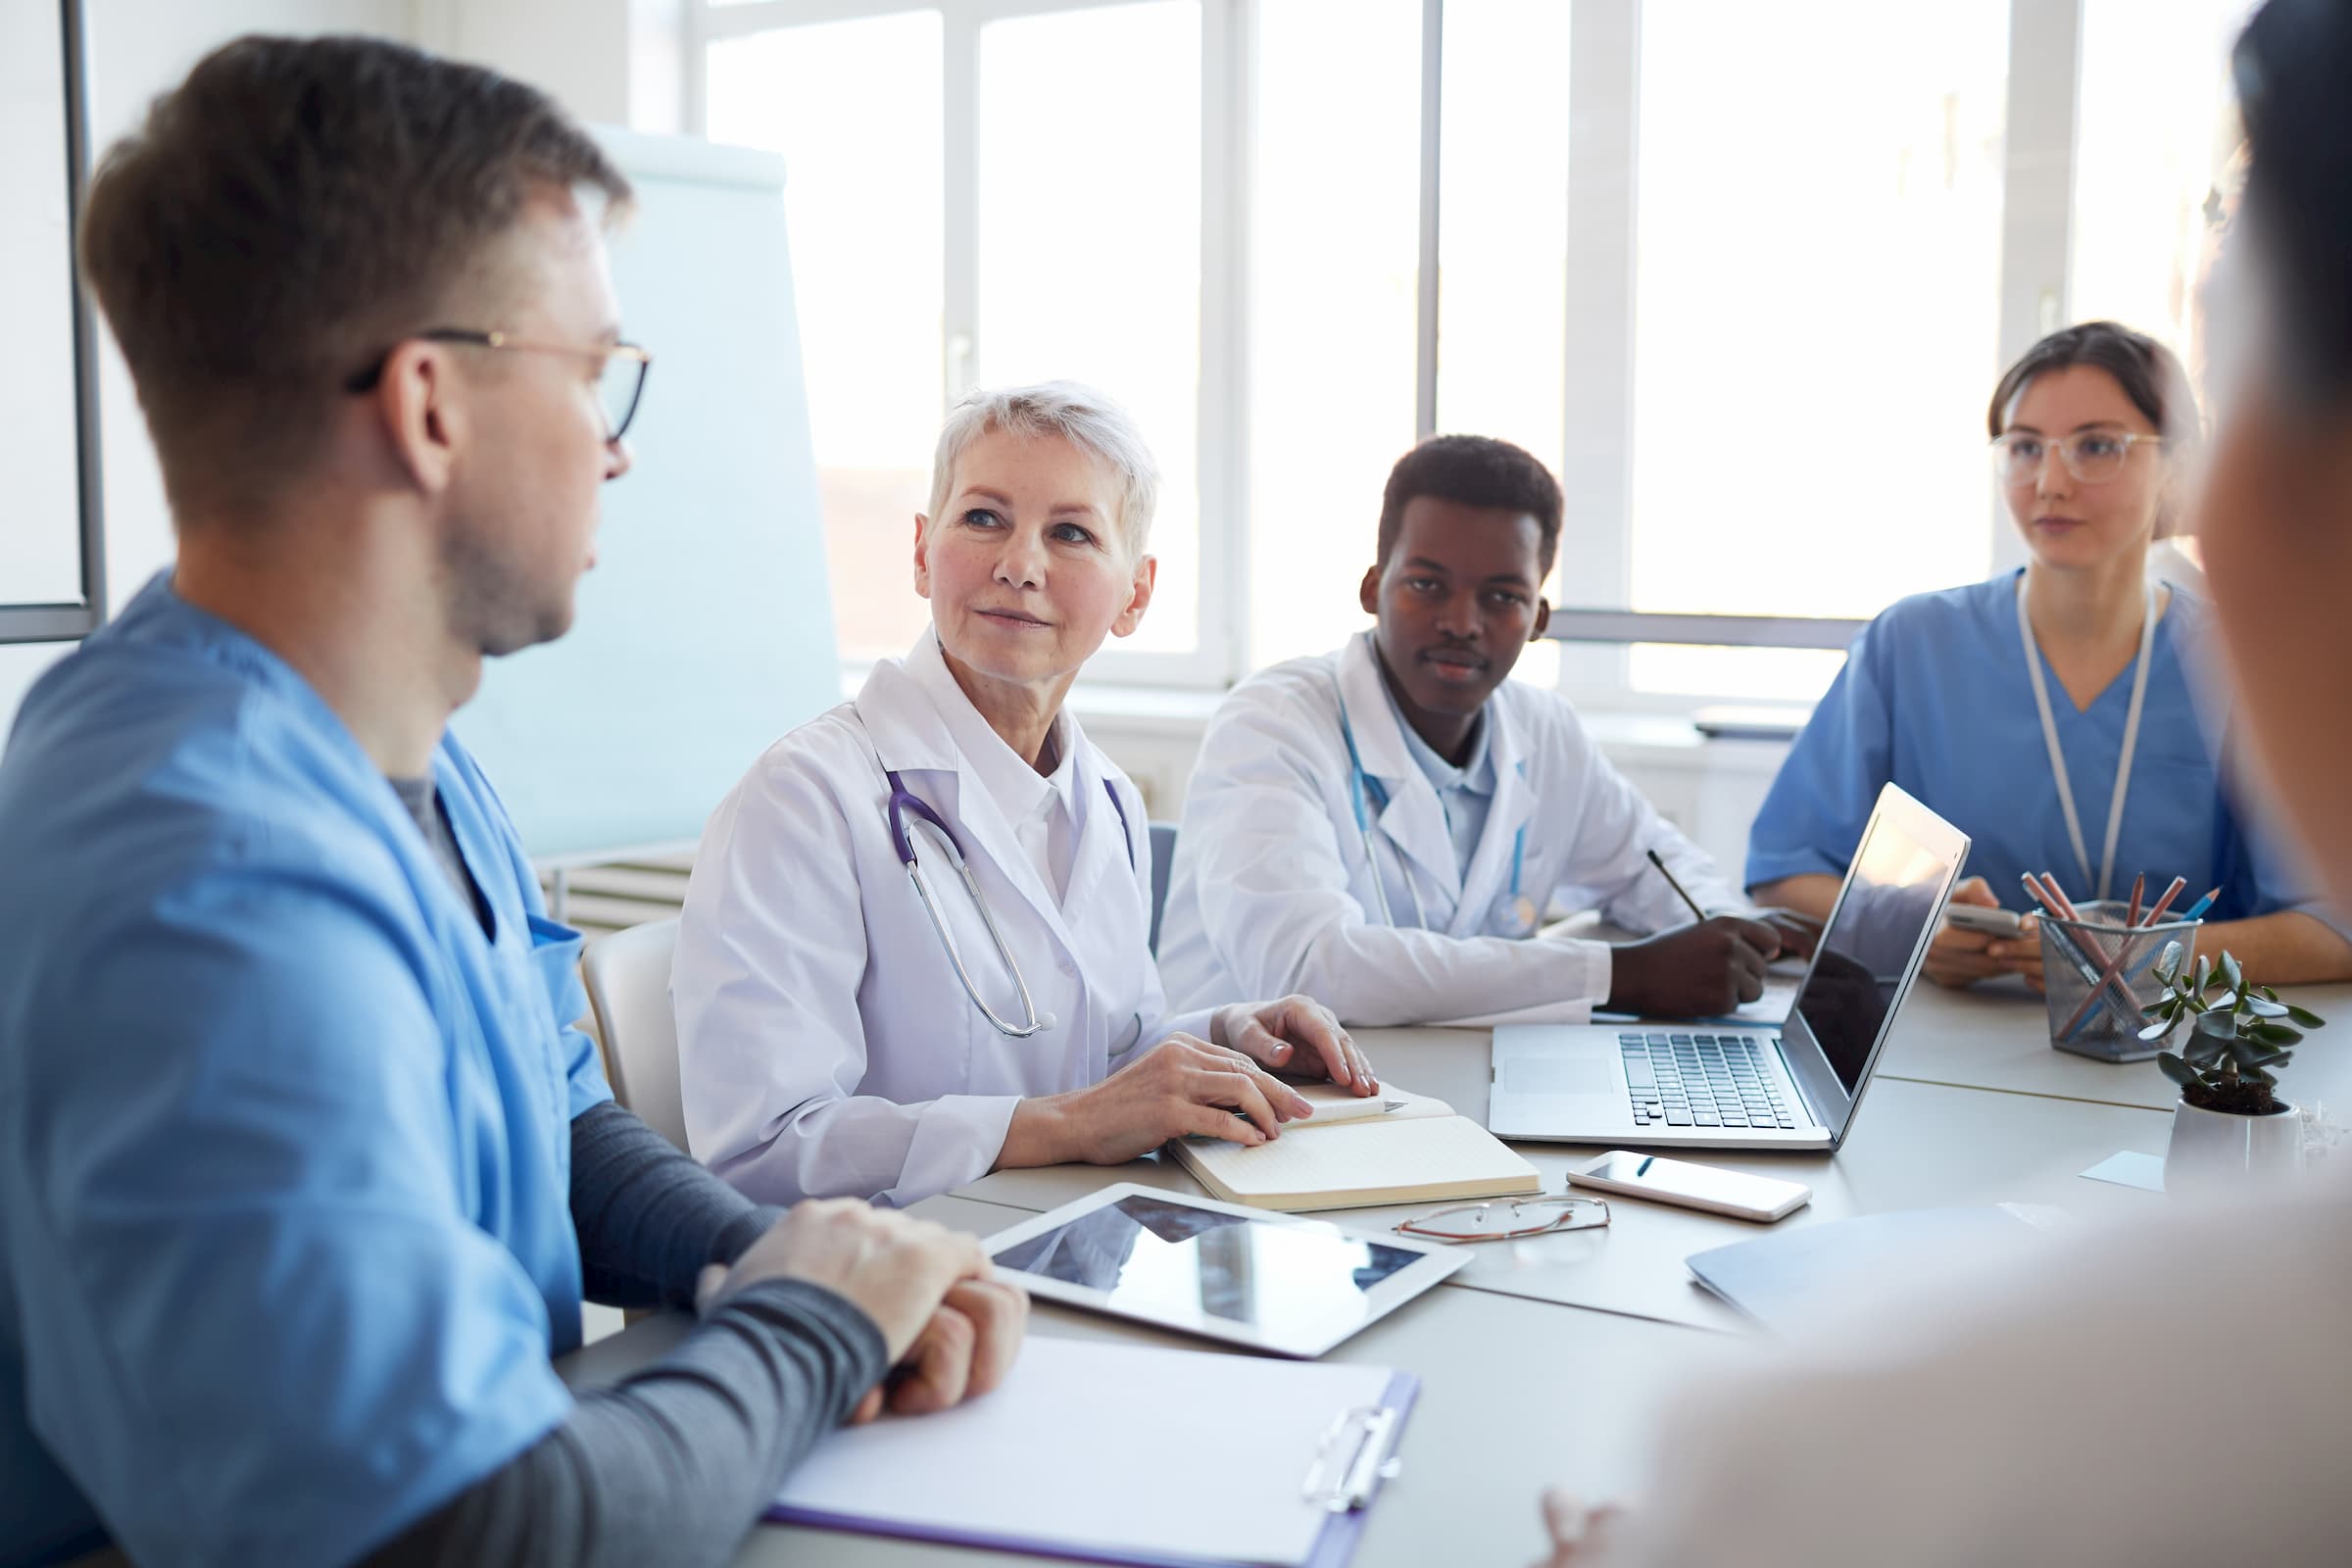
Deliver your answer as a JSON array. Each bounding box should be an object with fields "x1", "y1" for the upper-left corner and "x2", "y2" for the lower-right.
[
  {"x1": 1338, "y1": 634, "x2": 1462, "y2": 911},
  {"x1": 1451, "y1": 705, "x2": 1538, "y2": 938}
]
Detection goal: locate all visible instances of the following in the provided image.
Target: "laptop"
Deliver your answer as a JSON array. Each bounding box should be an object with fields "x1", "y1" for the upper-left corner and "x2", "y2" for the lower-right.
[{"x1": 1488, "y1": 783, "x2": 1969, "y2": 1151}]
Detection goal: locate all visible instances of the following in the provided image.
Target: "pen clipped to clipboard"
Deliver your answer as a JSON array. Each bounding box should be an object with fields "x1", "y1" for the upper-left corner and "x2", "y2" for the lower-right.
[{"x1": 1302, "y1": 1402, "x2": 1408, "y2": 1513}]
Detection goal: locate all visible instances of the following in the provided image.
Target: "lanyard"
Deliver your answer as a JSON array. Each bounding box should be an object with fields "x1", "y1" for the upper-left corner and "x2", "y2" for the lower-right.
[
  {"x1": 2015, "y1": 574, "x2": 2157, "y2": 901},
  {"x1": 1336, "y1": 695, "x2": 1524, "y2": 929}
]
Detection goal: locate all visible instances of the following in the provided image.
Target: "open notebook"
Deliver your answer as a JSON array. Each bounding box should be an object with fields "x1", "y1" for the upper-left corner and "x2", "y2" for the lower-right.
[{"x1": 1167, "y1": 1081, "x2": 1543, "y2": 1211}]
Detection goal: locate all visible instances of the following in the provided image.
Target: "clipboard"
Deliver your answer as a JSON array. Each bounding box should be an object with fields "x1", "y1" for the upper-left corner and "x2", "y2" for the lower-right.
[{"x1": 765, "y1": 1334, "x2": 1419, "y2": 1567}]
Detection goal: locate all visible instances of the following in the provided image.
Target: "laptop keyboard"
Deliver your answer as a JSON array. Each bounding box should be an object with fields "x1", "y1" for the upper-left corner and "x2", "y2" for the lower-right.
[{"x1": 1620, "y1": 1032, "x2": 1796, "y2": 1130}]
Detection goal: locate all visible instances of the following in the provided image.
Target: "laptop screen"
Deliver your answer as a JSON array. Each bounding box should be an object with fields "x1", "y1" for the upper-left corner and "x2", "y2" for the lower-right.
[{"x1": 1793, "y1": 808, "x2": 1961, "y2": 1092}]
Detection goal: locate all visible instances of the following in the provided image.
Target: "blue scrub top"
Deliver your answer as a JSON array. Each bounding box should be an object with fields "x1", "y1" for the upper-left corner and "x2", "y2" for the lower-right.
[
  {"x1": 0, "y1": 575, "x2": 612, "y2": 1568},
  {"x1": 1745, "y1": 570, "x2": 2329, "y2": 927}
]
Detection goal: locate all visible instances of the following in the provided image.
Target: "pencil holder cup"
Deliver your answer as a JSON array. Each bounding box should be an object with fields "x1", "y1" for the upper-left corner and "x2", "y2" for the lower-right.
[{"x1": 2038, "y1": 900, "x2": 2204, "y2": 1062}]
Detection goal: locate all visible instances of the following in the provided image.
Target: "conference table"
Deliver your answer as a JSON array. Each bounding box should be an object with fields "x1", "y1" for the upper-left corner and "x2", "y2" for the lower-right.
[{"x1": 560, "y1": 977, "x2": 2351, "y2": 1566}]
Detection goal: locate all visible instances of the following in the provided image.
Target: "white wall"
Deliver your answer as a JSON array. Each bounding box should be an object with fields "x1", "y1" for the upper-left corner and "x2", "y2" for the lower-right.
[{"x1": 0, "y1": 0, "x2": 417, "y2": 742}]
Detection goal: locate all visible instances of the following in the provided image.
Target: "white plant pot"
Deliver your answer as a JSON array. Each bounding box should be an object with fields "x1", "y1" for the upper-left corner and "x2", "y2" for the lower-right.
[{"x1": 2164, "y1": 1095, "x2": 2305, "y2": 1194}]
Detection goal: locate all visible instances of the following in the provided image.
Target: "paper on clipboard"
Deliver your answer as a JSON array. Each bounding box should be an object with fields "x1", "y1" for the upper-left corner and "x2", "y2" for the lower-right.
[{"x1": 768, "y1": 1334, "x2": 1415, "y2": 1567}]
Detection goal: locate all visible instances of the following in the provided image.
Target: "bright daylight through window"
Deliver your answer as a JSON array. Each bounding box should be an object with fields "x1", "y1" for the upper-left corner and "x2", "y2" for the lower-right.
[{"x1": 699, "y1": 0, "x2": 2258, "y2": 709}]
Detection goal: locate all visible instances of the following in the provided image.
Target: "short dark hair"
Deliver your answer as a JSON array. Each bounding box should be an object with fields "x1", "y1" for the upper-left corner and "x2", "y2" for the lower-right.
[
  {"x1": 1986, "y1": 321, "x2": 2200, "y2": 446},
  {"x1": 1376, "y1": 435, "x2": 1564, "y2": 573},
  {"x1": 2236, "y1": 0, "x2": 2352, "y2": 404},
  {"x1": 78, "y1": 34, "x2": 631, "y2": 519}
]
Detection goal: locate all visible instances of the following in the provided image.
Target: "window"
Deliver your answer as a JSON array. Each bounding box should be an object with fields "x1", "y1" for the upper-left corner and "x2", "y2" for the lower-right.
[
  {"x1": 705, "y1": 11, "x2": 943, "y2": 662},
  {"x1": 976, "y1": 2, "x2": 1203, "y2": 657},
  {"x1": 1613, "y1": 0, "x2": 2010, "y2": 700},
  {"x1": 694, "y1": 0, "x2": 2234, "y2": 709},
  {"x1": 1247, "y1": 0, "x2": 1421, "y2": 672}
]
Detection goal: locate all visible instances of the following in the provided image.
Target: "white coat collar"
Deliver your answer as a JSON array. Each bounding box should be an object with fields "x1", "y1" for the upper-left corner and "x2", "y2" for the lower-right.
[
  {"x1": 903, "y1": 627, "x2": 1082, "y2": 836},
  {"x1": 854, "y1": 626, "x2": 1120, "y2": 958},
  {"x1": 1336, "y1": 631, "x2": 1541, "y2": 932}
]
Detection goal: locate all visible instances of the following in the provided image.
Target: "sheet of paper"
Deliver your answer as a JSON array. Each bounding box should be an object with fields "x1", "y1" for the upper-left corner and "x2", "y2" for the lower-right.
[
  {"x1": 2080, "y1": 1151, "x2": 2167, "y2": 1192},
  {"x1": 772, "y1": 1335, "x2": 1396, "y2": 1566}
]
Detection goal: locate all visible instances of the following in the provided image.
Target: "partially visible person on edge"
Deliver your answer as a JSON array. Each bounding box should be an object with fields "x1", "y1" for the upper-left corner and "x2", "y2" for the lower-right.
[
  {"x1": 1539, "y1": 2, "x2": 2352, "y2": 1563},
  {"x1": 0, "y1": 36, "x2": 1019, "y2": 1568},
  {"x1": 1746, "y1": 320, "x2": 2352, "y2": 992},
  {"x1": 1156, "y1": 435, "x2": 1818, "y2": 1029}
]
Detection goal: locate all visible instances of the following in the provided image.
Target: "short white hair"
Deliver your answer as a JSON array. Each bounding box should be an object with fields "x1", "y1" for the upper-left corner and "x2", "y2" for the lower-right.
[{"x1": 925, "y1": 381, "x2": 1161, "y2": 557}]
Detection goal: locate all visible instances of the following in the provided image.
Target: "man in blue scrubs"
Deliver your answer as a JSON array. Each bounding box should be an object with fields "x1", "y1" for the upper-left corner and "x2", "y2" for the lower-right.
[{"x1": 0, "y1": 35, "x2": 1021, "y2": 1568}]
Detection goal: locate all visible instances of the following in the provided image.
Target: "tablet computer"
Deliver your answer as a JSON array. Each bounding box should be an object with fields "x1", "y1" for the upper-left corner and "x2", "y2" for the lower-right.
[{"x1": 983, "y1": 1183, "x2": 1469, "y2": 1358}]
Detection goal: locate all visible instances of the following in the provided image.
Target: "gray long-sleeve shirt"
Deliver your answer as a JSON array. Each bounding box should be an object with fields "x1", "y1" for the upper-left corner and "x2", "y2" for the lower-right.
[{"x1": 364, "y1": 1072, "x2": 884, "y2": 1566}]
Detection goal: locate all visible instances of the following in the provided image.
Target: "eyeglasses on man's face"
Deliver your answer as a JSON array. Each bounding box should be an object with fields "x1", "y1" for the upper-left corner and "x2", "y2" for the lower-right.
[
  {"x1": 1989, "y1": 427, "x2": 2164, "y2": 487},
  {"x1": 344, "y1": 328, "x2": 653, "y2": 442}
]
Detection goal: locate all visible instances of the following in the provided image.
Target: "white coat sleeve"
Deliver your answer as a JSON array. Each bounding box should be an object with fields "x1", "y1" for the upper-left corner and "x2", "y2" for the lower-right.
[
  {"x1": 672, "y1": 751, "x2": 1019, "y2": 1209},
  {"x1": 1181, "y1": 693, "x2": 1610, "y2": 1027},
  {"x1": 1544, "y1": 719, "x2": 1753, "y2": 939}
]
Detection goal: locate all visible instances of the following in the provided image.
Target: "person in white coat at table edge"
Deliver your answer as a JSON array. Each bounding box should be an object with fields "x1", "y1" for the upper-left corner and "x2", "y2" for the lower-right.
[
  {"x1": 1155, "y1": 433, "x2": 1819, "y2": 1028},
  {"x1": 674, "y1": 382, "x2": 1374, "y2": 1208}
]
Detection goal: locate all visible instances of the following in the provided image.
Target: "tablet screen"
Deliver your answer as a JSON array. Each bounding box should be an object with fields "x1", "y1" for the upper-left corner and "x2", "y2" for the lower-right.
[{"x1": 993, "y1": 1193, "x2": 1424, "y2": 1344}]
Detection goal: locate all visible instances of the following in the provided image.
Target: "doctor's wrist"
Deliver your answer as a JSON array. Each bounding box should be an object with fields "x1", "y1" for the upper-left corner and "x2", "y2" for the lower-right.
[{"x1": 996, "y1": 1094, "x2": 1080, "y2": 1170}]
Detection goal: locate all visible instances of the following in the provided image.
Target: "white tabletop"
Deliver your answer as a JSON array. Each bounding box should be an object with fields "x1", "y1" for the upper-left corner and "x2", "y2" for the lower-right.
[
  {"x1": 555, "y1": 974, "x2": 2342, "y2": 1564},
  {"x1": 561, "y1": 1196, "x2": 1684, "y2": 1568},
  {"x1": 953, "y1": 1033, "x2": 2177, "y2": 1330},
  {"x1": 1869, "y1": 977, "x2": 2352, "y2": 1113}
]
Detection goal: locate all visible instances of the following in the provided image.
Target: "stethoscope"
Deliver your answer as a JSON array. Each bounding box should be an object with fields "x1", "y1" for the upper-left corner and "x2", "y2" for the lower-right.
[
  {"x1": 2016, "y1": 573, "x2": 2156, "y2": 901},
  {"x1": 1336, "y1": 691, "x2": 1538, "y2": 938},
  {"x1": 879, "y1": 751, "x2": 1134, "y2": 1039}
]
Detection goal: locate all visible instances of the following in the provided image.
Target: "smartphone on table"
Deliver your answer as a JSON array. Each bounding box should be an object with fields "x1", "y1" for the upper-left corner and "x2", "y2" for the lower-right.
[{"x1": 1564, "y1": 1151, "x2": 1812, "y2": 1222}]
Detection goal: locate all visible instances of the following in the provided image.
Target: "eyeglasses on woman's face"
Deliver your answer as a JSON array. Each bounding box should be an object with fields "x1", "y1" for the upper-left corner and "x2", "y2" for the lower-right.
[{"x1": 1990, "y1": 427, "x2": 2165, "y2": 487}]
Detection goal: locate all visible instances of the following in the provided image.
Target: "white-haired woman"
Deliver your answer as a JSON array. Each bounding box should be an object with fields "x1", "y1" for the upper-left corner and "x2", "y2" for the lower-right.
[{"x1": 675, "y1": 382, "x2": 1374, "y2": 1207}]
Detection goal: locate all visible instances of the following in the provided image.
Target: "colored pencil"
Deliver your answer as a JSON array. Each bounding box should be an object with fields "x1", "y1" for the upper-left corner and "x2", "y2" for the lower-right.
[{"x1": 2138, "y1": 875, "x2": 2189, "y2": 928}]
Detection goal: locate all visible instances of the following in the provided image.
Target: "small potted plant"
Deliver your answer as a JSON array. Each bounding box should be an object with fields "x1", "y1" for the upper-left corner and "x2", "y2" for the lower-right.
[{"x1": 2139, "y1": 944, "x2": 2326, "y2": 1191}]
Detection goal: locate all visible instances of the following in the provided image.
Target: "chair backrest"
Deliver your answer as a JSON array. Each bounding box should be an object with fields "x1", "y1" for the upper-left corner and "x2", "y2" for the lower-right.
[
  {"x1": 1148, "y1": 821, "x2": 1179, "y2": 956},
  {"x1": 580, "y1": 916, "x2": 688, "y2": 1152}
]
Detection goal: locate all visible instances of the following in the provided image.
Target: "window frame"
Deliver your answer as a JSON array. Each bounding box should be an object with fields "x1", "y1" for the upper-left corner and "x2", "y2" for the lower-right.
[{"x1": 690, "y1": 0, "x2": 2131, "y2": 707}]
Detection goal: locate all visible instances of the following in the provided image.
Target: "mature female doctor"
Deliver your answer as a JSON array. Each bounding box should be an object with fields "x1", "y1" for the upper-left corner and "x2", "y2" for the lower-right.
[
  {"x1": 1745, "y1": 320, "x2": 2351, "y2": 989},
  {"x1": 673, "y1": 383, "x2": 1372, "y2": 1207}
]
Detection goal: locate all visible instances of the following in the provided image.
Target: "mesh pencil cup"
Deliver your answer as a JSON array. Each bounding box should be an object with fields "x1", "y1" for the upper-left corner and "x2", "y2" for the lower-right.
[{"x1": 2038, "y1": 899, "x2": 2204, "y2": 1061}]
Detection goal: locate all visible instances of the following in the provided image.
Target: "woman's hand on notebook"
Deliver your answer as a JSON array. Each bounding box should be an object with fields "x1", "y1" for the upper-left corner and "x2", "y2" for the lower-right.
[
  {"x1": 1213, "y1": 994, "x2": 1378, "y2": 1095},
  {"x1": 1001, "y1": 1036, "x2": 1315, "y2": 1167}
]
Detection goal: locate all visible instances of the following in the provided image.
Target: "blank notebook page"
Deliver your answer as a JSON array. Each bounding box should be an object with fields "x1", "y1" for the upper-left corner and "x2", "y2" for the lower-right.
[
  {"x1": 771, "y1": 1333, "x2": 1396, "y2": 1565},
  {"x1": 1187, "y1": 1112, "x2": 1538, "y2": 1197}
]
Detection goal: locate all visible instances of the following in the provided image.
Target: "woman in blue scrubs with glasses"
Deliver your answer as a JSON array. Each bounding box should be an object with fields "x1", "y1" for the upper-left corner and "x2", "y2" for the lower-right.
[{"x1": 1746, "y1": 320, "x2": 2352, "y2": 990}]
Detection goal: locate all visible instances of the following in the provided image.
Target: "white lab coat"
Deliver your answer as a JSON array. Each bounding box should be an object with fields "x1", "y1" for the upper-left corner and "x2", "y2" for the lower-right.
[
  {"x1": 673, "y1": 629, "x2": 1208, "y2": 1207},
  {"x1": 1156, "y1": 632, "x2": 1744, "y2": 1026},
  {"x1": 1596, "y1": 1172, "x2": 2352, "y2": 1566}
]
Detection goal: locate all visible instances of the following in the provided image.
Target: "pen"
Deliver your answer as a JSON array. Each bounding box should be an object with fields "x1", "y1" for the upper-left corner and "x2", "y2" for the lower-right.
[{"x1": 1645, "y1": 848, "x2": 1709, "y2": 924}]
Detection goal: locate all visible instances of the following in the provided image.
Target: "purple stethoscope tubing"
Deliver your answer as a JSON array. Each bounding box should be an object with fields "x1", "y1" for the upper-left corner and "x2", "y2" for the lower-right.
[{"x1": 883, "y1": 766, "x2": 1133, "y2": 1039}]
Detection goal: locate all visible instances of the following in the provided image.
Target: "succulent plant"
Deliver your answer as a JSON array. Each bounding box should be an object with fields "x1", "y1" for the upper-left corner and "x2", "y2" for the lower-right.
[{"x1": 2139, "y1": 945, "x2": 2327, "y2": 1115}]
